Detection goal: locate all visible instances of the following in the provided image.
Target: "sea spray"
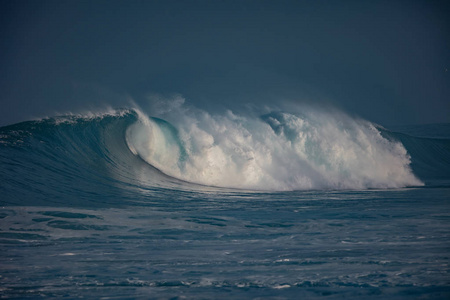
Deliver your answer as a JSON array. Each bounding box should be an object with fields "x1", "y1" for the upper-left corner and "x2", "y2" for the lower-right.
[{"x1": 126, "y1": 101, "x2": 423, "y2": 190}]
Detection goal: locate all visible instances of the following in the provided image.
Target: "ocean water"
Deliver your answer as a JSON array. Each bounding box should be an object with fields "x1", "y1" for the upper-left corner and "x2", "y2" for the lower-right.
[{"x1": 0, "y1": 105, "x2": 449, "y2": 299}]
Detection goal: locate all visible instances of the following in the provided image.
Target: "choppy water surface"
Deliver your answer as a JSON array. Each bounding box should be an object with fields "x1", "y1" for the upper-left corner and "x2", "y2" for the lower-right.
[{"x1": 1, "y1": 188, "x2": 449, "y2": 299}]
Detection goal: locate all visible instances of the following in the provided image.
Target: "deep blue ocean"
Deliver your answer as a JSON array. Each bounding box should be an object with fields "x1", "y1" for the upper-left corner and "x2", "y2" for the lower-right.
[{"x1": 1, "y1": 106, "x2": 449, "y2": 299}]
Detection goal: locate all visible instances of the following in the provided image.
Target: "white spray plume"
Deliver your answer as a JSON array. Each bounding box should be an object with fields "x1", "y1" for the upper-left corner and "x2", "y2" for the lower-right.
[{"x1": 126, "y1": 98, "x2": 423, "y2": 191}]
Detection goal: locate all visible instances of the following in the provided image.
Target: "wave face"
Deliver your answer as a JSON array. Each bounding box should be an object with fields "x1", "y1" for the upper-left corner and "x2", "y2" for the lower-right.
[
  {"x1": 0, "y1": 110, "x2": 190, "y2": 206},
  {"x1": 380, "y1": 128, "x2": 450, "y2": 183},
  {"x1": 2, "y1": 104, "x2": 447, "y2": 201}
]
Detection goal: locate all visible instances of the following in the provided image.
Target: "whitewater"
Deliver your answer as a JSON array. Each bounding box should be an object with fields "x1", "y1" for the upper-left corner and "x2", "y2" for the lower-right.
[{"x1": 0, "y1": 102, "x2": 449, "y2": 299}]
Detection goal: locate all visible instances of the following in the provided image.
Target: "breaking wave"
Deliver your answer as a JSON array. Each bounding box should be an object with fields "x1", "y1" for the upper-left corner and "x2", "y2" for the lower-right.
[
  {"x1": 125, "y1": 104, "x2": 423, "y2": 190},
  {"x1": 3, "y1": 101, "x2": 447, "y2": 202}
]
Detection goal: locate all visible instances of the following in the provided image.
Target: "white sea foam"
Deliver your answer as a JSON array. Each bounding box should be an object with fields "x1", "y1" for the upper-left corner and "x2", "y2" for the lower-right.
[{"x1": 126, "y1": 99, "x2": 423, "y2": 191}]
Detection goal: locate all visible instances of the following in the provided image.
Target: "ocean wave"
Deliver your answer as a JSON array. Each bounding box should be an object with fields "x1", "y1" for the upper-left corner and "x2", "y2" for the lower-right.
[{"x1": 2, "y1": 103, "x2": 448, "y2": 199}]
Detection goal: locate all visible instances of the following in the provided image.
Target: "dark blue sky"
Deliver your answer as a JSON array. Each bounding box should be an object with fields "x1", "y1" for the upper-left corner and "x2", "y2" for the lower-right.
[{"x1": 1, "y1": 0, "x2": 449, "y2": 126}]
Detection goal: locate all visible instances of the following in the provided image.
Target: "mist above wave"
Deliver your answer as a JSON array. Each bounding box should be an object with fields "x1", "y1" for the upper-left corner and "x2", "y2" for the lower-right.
[{"x1": 126, "y1": 99, "x2": 423, "y2": 191}]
